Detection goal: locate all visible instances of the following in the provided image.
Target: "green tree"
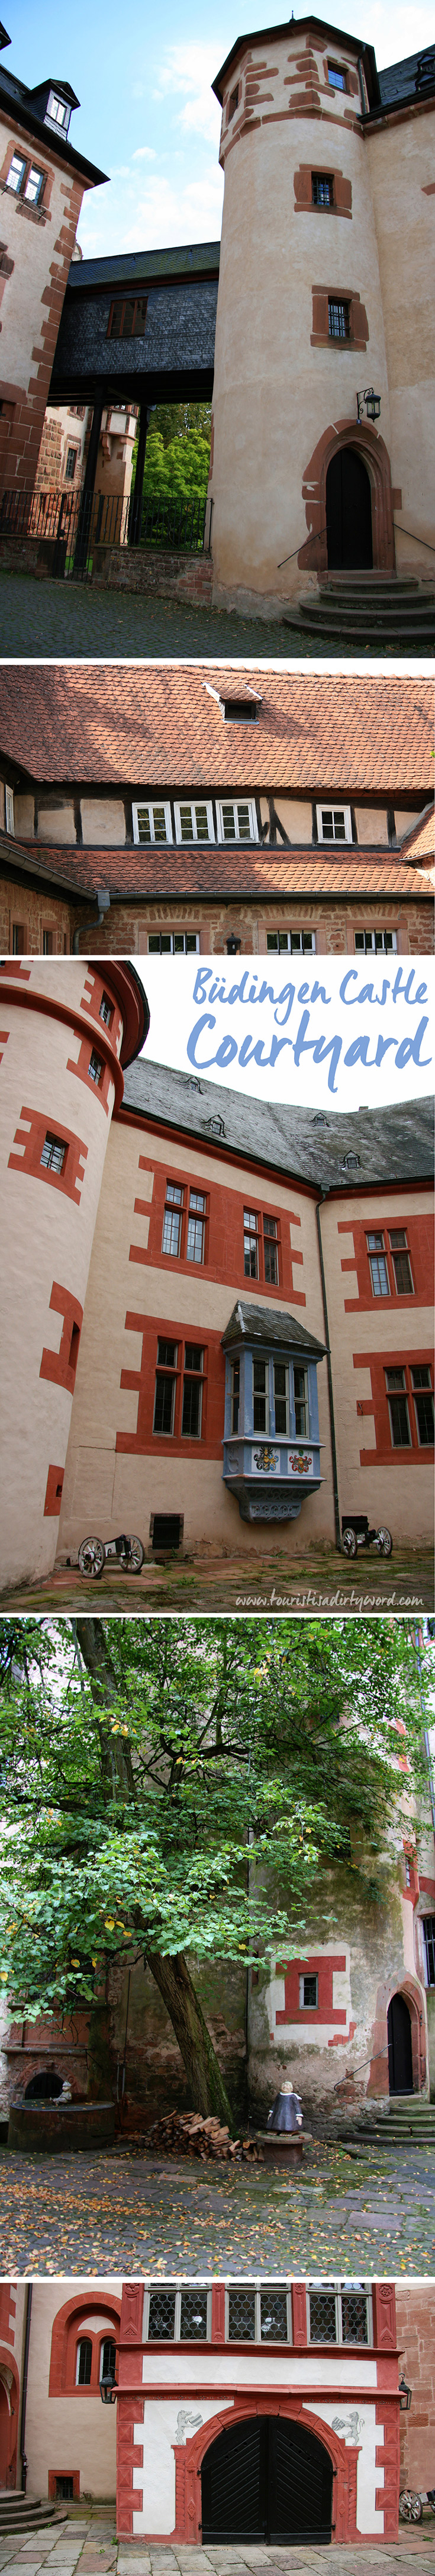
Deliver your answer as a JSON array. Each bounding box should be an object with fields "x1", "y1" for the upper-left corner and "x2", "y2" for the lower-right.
[
  {"x1": 131, "y1": 402, "x2": 211, "y2": 504},
  {"x1": 0, "y1": 1617, "x2": 427, "y2": 2125}
]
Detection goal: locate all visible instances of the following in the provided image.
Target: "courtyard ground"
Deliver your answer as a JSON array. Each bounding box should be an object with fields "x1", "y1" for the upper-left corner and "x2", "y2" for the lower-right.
[
  {"x1": 1, "y1": 2138, "x2": 434, "y2": 2277},
  {"x1": 0, "y1": 569, "x2": 408, "y2": 660},
  {"x1": 3, "y1": 1548, "x2": 433, "y2": 1616},
  {"x1": 0, "y1": 2512, "x2": 434, "y2": 2575}
]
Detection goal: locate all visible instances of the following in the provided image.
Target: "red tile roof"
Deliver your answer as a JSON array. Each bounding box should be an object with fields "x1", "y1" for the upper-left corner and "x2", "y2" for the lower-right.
[
  {"x1": 1, "y1": 665, "x2": 433, "y2": 793},
  {"x1": 15, "y1": 838, "x2": 434, "y2": 904},
  {"x1": 397, "y1": 801, "x2": 434, "y2": 865}
]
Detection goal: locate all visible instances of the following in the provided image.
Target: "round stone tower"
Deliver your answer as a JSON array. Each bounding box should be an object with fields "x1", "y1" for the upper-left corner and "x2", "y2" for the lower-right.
[
  {"x1": 210, "y1": 14, "x2": 399, "y2": 612},
  {"x1": 0, "y1": 958, "x2": 149, "y2": 1592}
]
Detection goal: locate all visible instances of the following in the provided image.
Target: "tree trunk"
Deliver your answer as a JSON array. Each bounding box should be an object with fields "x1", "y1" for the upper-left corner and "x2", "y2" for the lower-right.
[
  {"x1": 146, "y1": 1946, "x2": 234, "y2": 2127},
  {"x1": 73, "y1": 1617, "x2": 236, "y2": 2126}
]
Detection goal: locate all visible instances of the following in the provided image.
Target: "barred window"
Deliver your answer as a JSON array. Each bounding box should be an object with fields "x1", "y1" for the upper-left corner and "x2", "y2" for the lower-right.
[
  {"x1": 40, "y1": 1131, "x2": 66, "y2": 1175},
  {"x1": 267, "y1": 931, "x2": 315, "y2": 953},
  {"x1": 312, "y1": 172, "x2": 334, "y2": 204},
  {"x1": 328, "y1": 297, "x2": 350, "y2": 338},
  {"x1": 355, "y1": 931, "x2": 397, "y2": 953}
]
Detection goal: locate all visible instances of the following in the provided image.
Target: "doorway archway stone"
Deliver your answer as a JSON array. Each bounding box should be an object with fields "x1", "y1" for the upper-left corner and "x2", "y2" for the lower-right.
[{"x1": 299, "y1": 419, "x2": 395, "y2": 579}]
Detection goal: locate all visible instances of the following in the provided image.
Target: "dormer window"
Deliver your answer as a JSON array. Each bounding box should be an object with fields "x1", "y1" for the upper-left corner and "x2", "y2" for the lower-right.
[
  {"x1": 46, "y1": 91, "x2": 70, "y2": 130},
  {"x1": 316, "y1": 804, "x2": 352, "y2": 843}
]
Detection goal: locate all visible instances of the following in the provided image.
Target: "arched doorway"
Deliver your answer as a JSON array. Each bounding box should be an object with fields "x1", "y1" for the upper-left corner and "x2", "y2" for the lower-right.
[
  {"x1": 24, "y1": 2070, "x2": 63, "y2": 2100},
  {"x1": 201, "y1": 2415, "x2": 333, "y2": 2543},
  {"x1": 388, "y1": 1993, "x2": 413, "y2": 2094},
  {"x1": 326, "y1": 447, "x2": 373, "y2": 570},
  {"x1": 0, "y1": 2379, "x2": 11, "y2": 2486}
]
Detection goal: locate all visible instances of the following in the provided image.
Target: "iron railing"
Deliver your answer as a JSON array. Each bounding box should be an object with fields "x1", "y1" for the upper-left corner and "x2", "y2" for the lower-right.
[{"x1": 0, "y1": 483, "x2": 213, "y2": 579}]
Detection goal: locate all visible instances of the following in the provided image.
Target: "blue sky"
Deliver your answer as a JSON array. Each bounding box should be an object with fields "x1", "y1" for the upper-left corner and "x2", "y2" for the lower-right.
[{"x1": 8, "y1": 0, "x2": 433, "y2": 258}]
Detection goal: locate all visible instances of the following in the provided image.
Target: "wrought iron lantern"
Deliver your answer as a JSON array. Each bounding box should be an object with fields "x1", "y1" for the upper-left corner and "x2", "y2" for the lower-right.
[
  {"x1": 399, "y1": 2375, "x2": 412, "y2": 2412},
  {"x1": 356, "y1": 386, "x2": 381, "y2": 424},
  {"x1": 99, "y1": 2367, "x2": 117, "y2": 2405},
  {"x1": 226, "y1": 935, "x2": 241, "y2": 955}
]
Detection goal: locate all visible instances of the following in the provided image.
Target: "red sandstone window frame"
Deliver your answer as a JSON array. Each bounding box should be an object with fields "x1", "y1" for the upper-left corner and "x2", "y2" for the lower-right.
[
  {"x1": 243, "y1": 1206, "x2": 281, "y2": 1287},
  {"x1": 152, "y1": 1334, "x2": 209, "y2": 1445},
  {"x1": 161, "y1": 1176, "x2": 209, "y2": 1266}
]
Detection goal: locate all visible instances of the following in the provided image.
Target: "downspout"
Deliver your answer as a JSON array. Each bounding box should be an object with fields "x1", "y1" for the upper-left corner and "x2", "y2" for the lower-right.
[
  {"x1": 72, "y1": 891, "x2": 111, "y2": 954},
  {"x1": 19, "y1": 2283, "x2": 32, "y2": 2492},
  {"x1": 315, "y1": 1195, "x2": 341, "y2": 1550}
]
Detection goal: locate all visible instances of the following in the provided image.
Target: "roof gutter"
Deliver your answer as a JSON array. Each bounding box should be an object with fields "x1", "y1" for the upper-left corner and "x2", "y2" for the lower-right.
[{"x1": 315, "y1": 1196, "x2": 341, "y2": 1550}]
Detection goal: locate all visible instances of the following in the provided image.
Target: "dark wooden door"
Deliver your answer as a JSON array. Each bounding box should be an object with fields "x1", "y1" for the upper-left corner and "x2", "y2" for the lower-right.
[
  {"x1": 326, "y1": 447, "x2": 373, "y2": 569},
  {"x1": 388, "y1": 1992, "x2": 413, "y2": 2093},
  {"x1": 201, "y1": 2415, "x2": 333, "y2": 2543}
]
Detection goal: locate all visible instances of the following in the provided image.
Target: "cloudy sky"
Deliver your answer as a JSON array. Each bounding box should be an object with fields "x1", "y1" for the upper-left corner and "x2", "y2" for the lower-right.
[{"x1": 10, "y1": 0, "x2": 433, "y2": 259}]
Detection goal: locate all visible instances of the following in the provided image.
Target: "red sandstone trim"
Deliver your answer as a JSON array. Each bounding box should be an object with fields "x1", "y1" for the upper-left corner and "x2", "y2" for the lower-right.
[
  {"x1": 44, "y1": 1464, "x2": 65, "y2": 1516},
  {"x1": 40, "y1": 1282, "x2": 83, "y2": 1394},
  {"x1": 49, "y1": 2292, "x2": 121, "y2": 2397},
  {"x1": 8, "y1": 1105, "x2": 88, "y2": 1204}
]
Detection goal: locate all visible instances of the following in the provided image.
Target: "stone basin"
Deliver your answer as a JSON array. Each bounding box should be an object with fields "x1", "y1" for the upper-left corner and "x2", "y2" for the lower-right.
[{"x1": 8, "y1": 2097, "x2": 115, "y2": 2152}]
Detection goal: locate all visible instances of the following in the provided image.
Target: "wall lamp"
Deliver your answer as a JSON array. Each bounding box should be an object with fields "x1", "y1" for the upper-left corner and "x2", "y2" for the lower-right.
[
  {"x1": 356, "y1": 387, "x2": 381, "y2": 424},
  {"x1": 399, "y1": 2376, "x2": 412, "y2": 2412},
  {"x1": 100, "y1": 2369, "x2": 118, "y2": 2405}
]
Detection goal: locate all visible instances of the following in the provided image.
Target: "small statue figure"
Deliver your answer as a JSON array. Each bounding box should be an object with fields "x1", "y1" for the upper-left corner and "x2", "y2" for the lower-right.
[
  {"x1": 267, "y1": 2079, "x2": 303, "y2": 2132},
  {"x1": 59, "y1": 2079, "x2": 72, "y2": 2102}
]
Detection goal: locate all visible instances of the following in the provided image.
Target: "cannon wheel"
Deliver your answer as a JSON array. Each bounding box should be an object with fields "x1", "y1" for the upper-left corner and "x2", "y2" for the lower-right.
[
  {"x1": 399, "y1": 2493, "x2": 423, "y2": 2523},
  {"x1": 342, "y1": 1525, "x2": 357, "y2": 1557},
  {"x1": 78, "y1": 1535, "x2": 105, "y2": 1580},
  {"x1": 378, "y1": 1526, "x2": 392, "y2": 1557},
  {"x1": 127, "y1": 1536, "x2": 144, "y2": 1574}
]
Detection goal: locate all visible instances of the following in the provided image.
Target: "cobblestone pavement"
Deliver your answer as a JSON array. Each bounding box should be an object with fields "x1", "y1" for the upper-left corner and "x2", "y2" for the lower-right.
[
  {"x1": 0, "y1": 569, "x2": 404, "y2": 661},
  {"x1": 1, "y1": 2139, "x2": 434, "y2": 2277},
  {"x1": 0, "y1": 2517, "x2": 434, "y2": 2574},
  {"x1": 4, "y1": 1550, "x2": 433, "y2": 1616}
]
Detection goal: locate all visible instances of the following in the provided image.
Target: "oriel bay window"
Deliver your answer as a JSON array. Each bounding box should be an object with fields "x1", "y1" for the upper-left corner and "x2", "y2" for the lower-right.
[{"x1": 223, "y1": 1303, "x2": 324, "y2": 1521}]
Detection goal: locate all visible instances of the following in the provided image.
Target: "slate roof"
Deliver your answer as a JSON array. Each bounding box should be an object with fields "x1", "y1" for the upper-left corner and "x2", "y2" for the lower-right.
[
  {"x1": 378, "y1": 47, "x2": 435, "y2": 105},
  {"x1": 12, "y1": 839, "x2": 433, "y2": 908},
  {"x1": 66, "y1": 245, "x2": 221, "y2": 290},
  {"x1": 1, "y1": 667, "x2": 432, "y2": 794},
  {"x1": 0, "y1": 64, "x2": 107, "y2": 185},
  {"x1": 121, "y1": 1058, "x2": 434, "y2": 1196},
  {"x1": 222, "y1": 1300, "x2": 326, "y2": 1355},
  {"x1": 51, "y1": 278, "x2": 218, "y2": 395}
]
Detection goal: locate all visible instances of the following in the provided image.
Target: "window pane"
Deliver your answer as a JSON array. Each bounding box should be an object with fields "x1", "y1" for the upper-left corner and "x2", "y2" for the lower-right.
[
  {"x1": 388, "y1": 1393, "x2": 411, "y2": 1447},
  {"x1": 185, "y1": 1344, "x2": 203, "y2": 1371},
  {"x1": 260, "y1": 2292, "x2": 288, "y2": 2341},
  {"x1": 312, "y1": 172, "x2": 333, "y2": 204},
  {"x1": 180, "y1": 2292, "x2": 208, "y2": 2339},
  {"x1": 99, "y1": 994, "x2": 113, "y2": 1026},
  {"x1": 186, "y1": 1212, "x2": 205, "y2": 1263},
  {"x1": 7, "y1": 153, "x2": 27, "y2": 192},
  {"x1": 320, "y1": 807, "x2": 347, "y2": 840},
  {"x1": 294, "y1": 1366, "x2": 308, "y2": 1436},
  {"x1": 157, "y1": 1339, "x2": 178, "y2": 1365},
  {"x1": 153, "y1": 1372, "x2": 176, "y2": 1434},
  {"x1": 411, "y1": 1366, "x2": 431, "y2": 1389},
  {"x1": 274, "y1": 1361, "x2": 288, "y2": 1433},
  {"x1": 422, "y1": 1916, "x2": 435, "y2": 1986},
  {"x1": 413, "y1": 1391, "x2": 434, "y2": 1445},
  {"x1": 391, "y1": 1250, "x2": 413, "y2": 1294},
  {"x1": 367, "y1": 1233, "x2": 384, "y2": 1250},
  {"x1": 228, "y1": 2291, "x2": 256, "y2": 2340},
  {"x1": 76, "y1": 2338, "x2": 92, "y2": 2385},
  {"x1": 244, "y1": 1208, "x2": 258, "y2": 1278},
  {"x1": 148, "y1": 2293, "x2": 176, "y2": 2339},
  {"x1": 302, "y1": 1974, "x2": 318, "y2": 2006},
  {"x1": 121, "y1": 300, "x2": 136, "y2": 337},
  {"x1": 341, "y1": 2296, "x2": 368, "y2": 2345},
  {"x1": 310, "y1": 2293, "x2": 337, "y2": 2341},
  {"x1": 133, "y1": 297, "x2": 148, "y2": 335},
  {"x1": 253, "y1": 1359, "x2": 268, "y2": 1432},
  {"x1": 100, "y1": 2339, "x2": 117, "y2": 2382},
  {"x1": 24, "y1": 166, "x2": 44, "y2": 205},
  {"x1": 385, "y1": 1368, "x2": 405, "y2": 1390},
  {"x1": 328, "y1": 62, "x2": 345, "y2": 84},
  {"x1": 369, "y1": 1254, "x2": 389, "y2": 1296},
  {"x1": 231, "y1": 1359, "x2": 240, "y2": 1432},
  {"x1": 182, "y1": 1375, "x2": 202, "y2": 1437},
  {"x1": 328, "y1": 298, "x2": 350, "y2": 339},
  {"x1": 88, "y1": 1050, "x2": 102, "y2": 1085}
]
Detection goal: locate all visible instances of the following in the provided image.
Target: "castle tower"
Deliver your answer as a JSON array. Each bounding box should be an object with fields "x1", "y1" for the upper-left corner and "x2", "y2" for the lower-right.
[
  {"x1": 0, "y1": 959, "x2": 148, "y2": 1592},
  {"x1": 210, "y1": 15, "x2": 433, "y2": 612}
]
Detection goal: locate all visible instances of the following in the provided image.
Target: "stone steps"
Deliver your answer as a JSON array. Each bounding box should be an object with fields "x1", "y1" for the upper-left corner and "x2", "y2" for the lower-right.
[
  {"x1": 340, "y1": 2100, "x2": 435, "y2": 2147},
  {"x1": 0, "y1": 2495, "x2": 64, "y2": 2531},
  {"x1": 286, "y1": 577, "x2": 435, "y2": 649}
]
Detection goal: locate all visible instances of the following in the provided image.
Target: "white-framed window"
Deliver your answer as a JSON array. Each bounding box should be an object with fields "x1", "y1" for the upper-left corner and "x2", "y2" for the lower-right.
[
  {"x1": 225, "y1": 2287, "x2": 292, "y2": 2344},
  {"x1": 308, "y1": 2282, "x2": 372, "y2": 2344},
  {"x1": 299, "y1": 1972, "x2": 318, "y2": 2007},
  {"x1": 144, "y1": 2286, "x2": 212, "y2": 2340},
  {"x1": 133, "y1": 801, "x2": 172, "y2": 845},
  {"x1": 366, "y1": 1230, "x2": 390, "y2": 1297},
  {"x1": 355, "y1": 929, "x2": 397, "y2": 952},
  {"x1": 215, "y1": 798, "x2": 258, "y2": 843},
  {"x1": 316, "y1": 804, "x2": 352, "y2": 843},
  {"x1": 5, "y1": 785, "x2": 14, "y2": 836},
  {"x1": 148, "y1": 932, "x2": 199, "y2": 953},
  {"x1": 174, "y1": 800, "x2": 214, "y2": 843},
  {"x1": 47, "y1": 90, "x2": 69, "y2": 127},
  {"x1": 267, "y1": 931, "x2": 315, "y2": 953},
  {"x1": 5, "y1": 151, "x2": 27, "y2": 194},
  {"x1": 24, "y1": 164, "x2": 46, "y2": 206}
]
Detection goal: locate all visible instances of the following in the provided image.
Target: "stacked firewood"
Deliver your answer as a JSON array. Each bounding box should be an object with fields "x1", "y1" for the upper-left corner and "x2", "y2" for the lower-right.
[{"x1": 144, "y1": 2109, "x2": 262, "y2": 2161}]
